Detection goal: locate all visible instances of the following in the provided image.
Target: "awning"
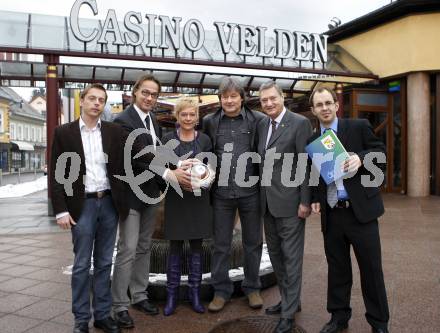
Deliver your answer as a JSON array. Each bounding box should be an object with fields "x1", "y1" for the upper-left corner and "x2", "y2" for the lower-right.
[{"x1": 11, "y1": 140, "x2": 34, "y2": 151}]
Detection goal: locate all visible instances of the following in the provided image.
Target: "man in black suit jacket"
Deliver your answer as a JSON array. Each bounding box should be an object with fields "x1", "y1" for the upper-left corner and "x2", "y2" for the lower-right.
[
  {"x1": 309, "y1": 87, "x2": 389, "y2": 333},
  {"x1": 51, "y1": 84, "x2": 125, "y2": 333},
  {"x1": 111, "y1": 74, "x2": 191, "y2": 328}
]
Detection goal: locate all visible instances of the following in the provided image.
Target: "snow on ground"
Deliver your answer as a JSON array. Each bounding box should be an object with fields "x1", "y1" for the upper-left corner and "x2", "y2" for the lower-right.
[
  {"x1": 62, "y1": 244, "x2": 273, "y2": 283},
  {"x1": 0, "y1": 176, "x2": 47, "y2": 198}
]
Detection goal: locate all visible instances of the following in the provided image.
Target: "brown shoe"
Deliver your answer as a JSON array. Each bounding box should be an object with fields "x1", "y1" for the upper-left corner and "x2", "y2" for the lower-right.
[
  {"x1": 208, "y1": 296, "x2": 227, "y2": 312},
  {"x1": 247, "y1": 291, "x2": 263, "y2": 309}
]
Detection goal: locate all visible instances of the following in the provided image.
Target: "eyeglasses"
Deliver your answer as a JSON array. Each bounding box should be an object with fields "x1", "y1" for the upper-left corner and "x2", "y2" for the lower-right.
[
  {"x1": 140, "y1": 89, "x2": 159, "y2": 99},
  {"x1": 313, "y1": 101, "x2": 335, "y2": 110}
]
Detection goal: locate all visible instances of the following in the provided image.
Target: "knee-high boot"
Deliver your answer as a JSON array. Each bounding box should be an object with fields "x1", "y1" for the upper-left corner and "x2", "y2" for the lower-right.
[
  {"x1": 188, "y1": 253, "x2": 205, "y2": 313},
  {"x1": 163, "y1": 254, "x2": 181, "y2": 316}
]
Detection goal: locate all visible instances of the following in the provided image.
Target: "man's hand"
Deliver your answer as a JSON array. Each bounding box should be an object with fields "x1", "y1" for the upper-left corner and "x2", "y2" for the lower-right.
[
  {"x1": 56, "y1": 214, "x2": 76, "y2": 230},
  {"x1": 342, "y1": 154, "x2": 362, "y2": 173},
  {"x1": 311, "y1": 202, "x2": 321, "y2": 214},
  {"x1": 298, "y1": 203, "x2": 311, "y2": 219}
]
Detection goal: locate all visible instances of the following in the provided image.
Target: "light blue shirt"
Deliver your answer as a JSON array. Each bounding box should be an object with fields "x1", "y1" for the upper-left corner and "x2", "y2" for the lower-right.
[{"x1": 320, "y1": 118, "x2": 349, "y2": 200}]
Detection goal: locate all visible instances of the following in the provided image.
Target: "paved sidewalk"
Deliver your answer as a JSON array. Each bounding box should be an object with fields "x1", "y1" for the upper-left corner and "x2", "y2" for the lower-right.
[
  {"x1": 0, "y1": 190, "x2": 59, "y2": 234},
  {"x1": 0, "y1": 193, "x2": 439, "y2": 332}
]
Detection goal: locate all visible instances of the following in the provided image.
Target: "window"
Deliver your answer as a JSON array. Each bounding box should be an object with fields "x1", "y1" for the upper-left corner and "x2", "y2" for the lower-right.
[
  {"x1": 0, "y1": 112, "x2": 3, "y2": 132},
  {"x1": 10, "y1": 123, "x2": 15, "y2": 139},
  {"x1": 24, "y1": 126, "x2": 29, "y2": 140},
  {"x1": 37, "y1": 128, "x2": 41, "y2": 142},
  {"x1": 17, "y1": 125, "x2": 22, "y2": 140},
  {"x1": 31, "y1": 128, "x2": 35, "y2": 142}
]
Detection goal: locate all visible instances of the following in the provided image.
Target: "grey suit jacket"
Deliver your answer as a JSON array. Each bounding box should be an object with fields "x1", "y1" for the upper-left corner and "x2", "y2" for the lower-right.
[{"x1": 257, "y1": 110, "x2": 313, "y2": 218}]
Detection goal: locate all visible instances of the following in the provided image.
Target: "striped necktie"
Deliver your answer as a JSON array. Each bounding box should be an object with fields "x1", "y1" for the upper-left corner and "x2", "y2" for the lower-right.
[{"x1": 324, "y1": 128, "x2": 338, "y2": 208}]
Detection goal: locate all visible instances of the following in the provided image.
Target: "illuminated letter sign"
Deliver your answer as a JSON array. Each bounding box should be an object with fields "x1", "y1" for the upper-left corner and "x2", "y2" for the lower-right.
[{"x1": 69, "y1": 0, "x2": 328, "y2": 64}]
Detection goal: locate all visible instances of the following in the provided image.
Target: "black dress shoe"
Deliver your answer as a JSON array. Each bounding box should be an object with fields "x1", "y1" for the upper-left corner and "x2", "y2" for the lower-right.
[
  {"x1": 320, "y1": 318, "x2": 348, "y2": 333},
  {"x1": 372, "y1": 328, "x2": 388, "y2": 333},
  {"x1": 94, "y1": 317, "x2": 121, "y2": 333},
  {"x1": 265, "y1": 301, "x2": 301, "y2": 315},
  {"x1": 114, "y1": 310, "x2": 134, "y2": 328},
  {"x1": 274, "y1": 318, "x2": 294, "y2": 333},
  {"x1": 73, "y1": 322, "x2": 89, "y2": 333},
  {"x1": 265, "y1": 301, "x2": 281, "y2": 315},
  {"x1": 132, "y1": 299, "x2": 159, "y2": 316}
]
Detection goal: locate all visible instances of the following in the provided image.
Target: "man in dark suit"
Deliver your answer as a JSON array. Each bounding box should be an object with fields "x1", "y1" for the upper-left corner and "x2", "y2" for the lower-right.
[
  {"x1": 203, "y1": 77, "x2": 266, "y2": 312},
  {"x1": 51, "y1": 84, "x2": 125, "y2": 333},
  {"x1": 111, "y1": 74, "x2": 191, "y2": 328},
  {"x1": 309, "y1": 87, "x2": 389, "y2": 333},
  {"x1": 257, "y1": 81, "x2": 312, "y2": 333}
]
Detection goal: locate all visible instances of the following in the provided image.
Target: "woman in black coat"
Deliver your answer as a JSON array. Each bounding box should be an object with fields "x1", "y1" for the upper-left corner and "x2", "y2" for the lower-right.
[{"x1": 162, "y1": 99, "x2": 214, "y2": 316}]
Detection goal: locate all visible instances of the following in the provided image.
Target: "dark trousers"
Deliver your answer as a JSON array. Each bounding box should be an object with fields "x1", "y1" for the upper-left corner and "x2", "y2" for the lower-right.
[
  {"x1": 71, "y1": 195, "x2": 118, "y2": 323},
  {"x1": 324, "y1": 206, "x2": 389, "y2": 330},
  {"x1": 211, "y1": 193, "x2": 263, "y2": 299},
  {"x1": 264, "y1": 211, "x2": 305, "y2": 319}
]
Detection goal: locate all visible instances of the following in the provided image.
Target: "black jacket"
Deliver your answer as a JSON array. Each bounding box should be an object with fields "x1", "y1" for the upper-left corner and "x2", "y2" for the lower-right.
[
  {"x1": 309, "y1": 118, "x2": 386, "y2": 233},
  {"x1": 114, "y1": 105, "x2": 164, "y2": 211},
  {"x1": 50, "y1": 120, "x2": 129, "y2": 222}
]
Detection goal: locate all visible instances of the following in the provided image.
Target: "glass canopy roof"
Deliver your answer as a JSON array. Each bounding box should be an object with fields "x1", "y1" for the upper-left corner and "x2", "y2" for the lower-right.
[{"x1": 0, "y1": 10, "x2": 378, "y2": 93}]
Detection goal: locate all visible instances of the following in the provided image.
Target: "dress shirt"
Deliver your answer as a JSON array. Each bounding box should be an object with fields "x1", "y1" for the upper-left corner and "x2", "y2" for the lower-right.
[{"x1": 320, "y1": 118, "x2": 349, "y2": 200}]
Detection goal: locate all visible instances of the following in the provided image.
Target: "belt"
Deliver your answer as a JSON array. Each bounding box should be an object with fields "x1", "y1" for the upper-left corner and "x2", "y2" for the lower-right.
[
  {"x1": 85, "y1": 189, "x2": 111, "y2": 199},
  {"x1": 333, "y1": 199, "x2": 351, "y2": 209}
]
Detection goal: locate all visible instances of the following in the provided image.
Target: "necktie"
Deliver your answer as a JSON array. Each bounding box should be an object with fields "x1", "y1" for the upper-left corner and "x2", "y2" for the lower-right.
[
  {"x1": 144, "y1": 114, "x2": 150, "y2": 131},
  {"x1": 324, "y1": 128, "x2": 338, "y2": 207},
  {"x1": 327, "y1": 181, "x2": 338, "y2": 208},
  {"x1": 268, "y1": 119, "x2": 277, "y2": 142}
]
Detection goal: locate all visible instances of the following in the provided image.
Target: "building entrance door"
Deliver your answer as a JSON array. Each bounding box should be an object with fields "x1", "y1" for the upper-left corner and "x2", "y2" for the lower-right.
[{"x1": 344, "y1": 87, "x2": 406, "y2": 193}]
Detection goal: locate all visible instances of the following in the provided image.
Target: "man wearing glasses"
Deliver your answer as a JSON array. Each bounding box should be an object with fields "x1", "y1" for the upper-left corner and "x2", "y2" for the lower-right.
[
  {"x1": 111, "y1": 74, "x2": 191, "y2": 328},
  {"x1": 309, "y1": 87, "x2": 389, "y2": 333}
]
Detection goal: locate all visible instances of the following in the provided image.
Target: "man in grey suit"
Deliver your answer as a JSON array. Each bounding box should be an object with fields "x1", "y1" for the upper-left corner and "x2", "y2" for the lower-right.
[{"x1": 257, "y1": 81, "x2": 312, "y2": 333}]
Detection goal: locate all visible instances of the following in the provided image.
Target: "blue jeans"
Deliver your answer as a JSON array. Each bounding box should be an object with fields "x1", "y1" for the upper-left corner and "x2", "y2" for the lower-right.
[{"x1": 71, "y1": 195, "x2": 118, "y2": 323}]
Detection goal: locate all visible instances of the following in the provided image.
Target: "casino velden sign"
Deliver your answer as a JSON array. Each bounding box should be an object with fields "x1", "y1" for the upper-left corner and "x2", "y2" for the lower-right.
[{"x1": 70, "y1": 0, "x2": 328, "y2": 64}]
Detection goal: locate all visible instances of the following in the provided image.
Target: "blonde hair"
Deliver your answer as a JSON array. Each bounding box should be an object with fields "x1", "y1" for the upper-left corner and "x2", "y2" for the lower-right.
[{"x1": 174, "y1": 99, "x2": 199, "y2": 118}]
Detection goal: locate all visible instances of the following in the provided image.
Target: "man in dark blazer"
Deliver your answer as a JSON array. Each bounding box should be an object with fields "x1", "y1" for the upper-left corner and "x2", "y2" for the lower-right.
[
  {"x1": 257, "y1": 81, "x2": 312, "y2": 333},
  {"x1": 203, "y1": 77, "x2": 266, "y2": 312},
  {"x1": 51, "y1": 84, "x2": 125, "y2": 333},
  {"x1": 111, "y1": 74, "x2": 191, "y2": 328},
  {"x1": 309, "y1": 87, "x2": 389, "y2": 333}
]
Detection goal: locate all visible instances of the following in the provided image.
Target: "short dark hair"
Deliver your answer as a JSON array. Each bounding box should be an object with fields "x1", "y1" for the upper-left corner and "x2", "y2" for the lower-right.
[
  {"x1": 80, "y1": 83, "x2": 108, "y2": 102},
  {"x1": 309, "y1": 87, "x2": 337, "y2": 107},
  {"x1": 218, "y1": 77, "x2": 246, "y2": 101},
  {"x1": 259, "y1": 80, "x2": 284, "y2": 97},
  {"x1": 132, "y1": 74, "x2": 161, "y2": 104}
]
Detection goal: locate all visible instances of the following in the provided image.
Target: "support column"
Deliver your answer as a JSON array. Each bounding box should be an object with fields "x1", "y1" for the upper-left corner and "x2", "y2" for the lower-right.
[
  {"x1": 44, "y1": 54, "x2": 59, "y2": 215},
  {"x1": 407, "y1": 72, "x2": 430, "y2": 197},
  {"x1": 436, "y1": 74, "x2": 440, "y2": 195},
  {"x1": 335, "y1": 83, "x2": 343, "y2": 118}
]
